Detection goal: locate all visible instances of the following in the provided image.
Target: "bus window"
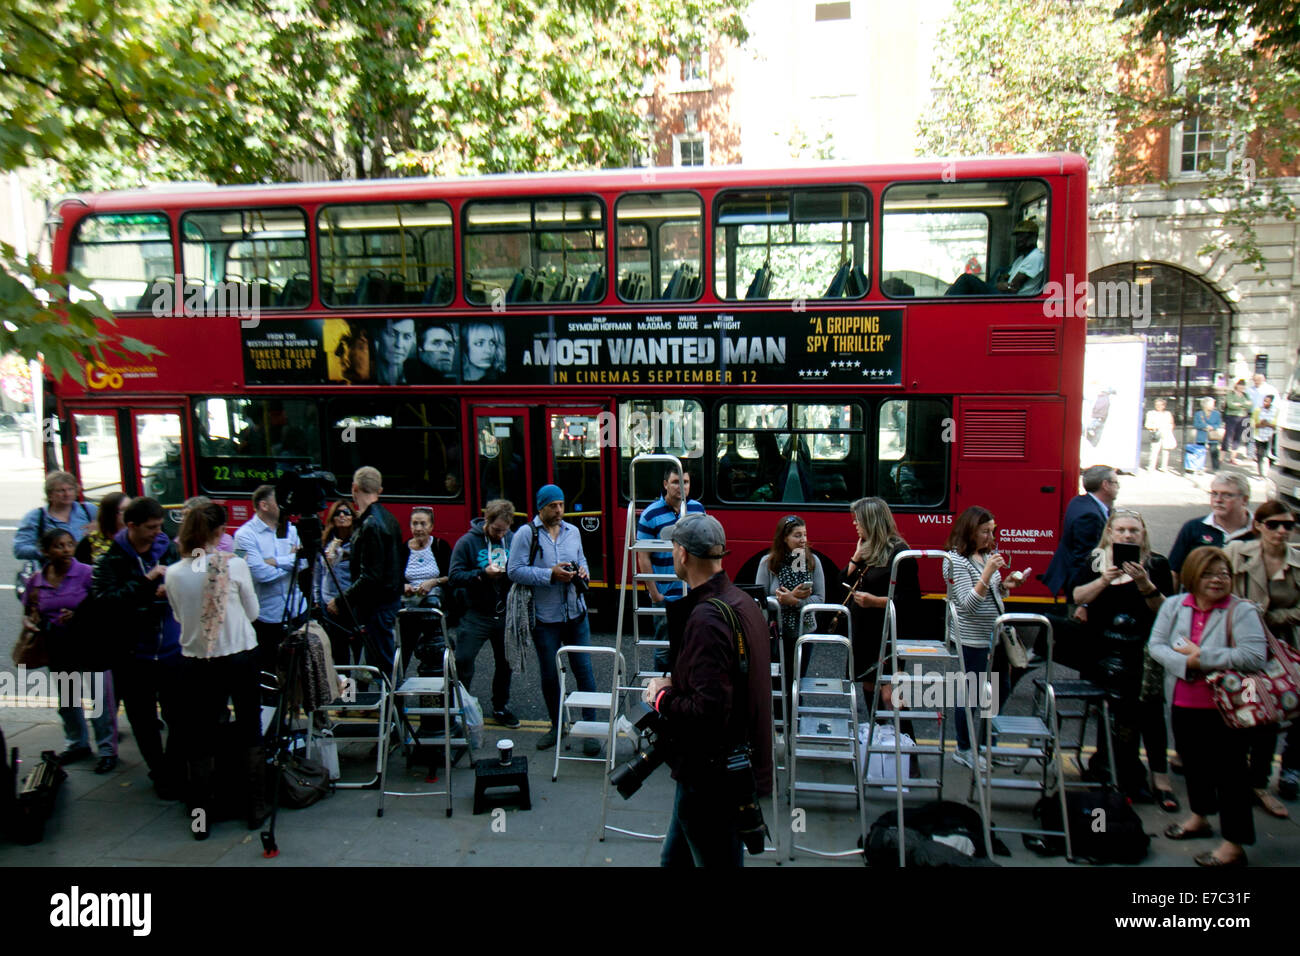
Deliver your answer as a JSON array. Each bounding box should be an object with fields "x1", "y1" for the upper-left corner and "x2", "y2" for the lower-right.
[
  {"x1": 715, "y1": 400, "x2": 864, "y2": 503},
  {"x1": 68, "y1": 213, "x2": 174, "y2": 312},
  {"x1": 877, "y1": 398, "x2": 950, "y2": 507},
  {"x1": 881, "y1": 179, "x2": 1049, "y2": 297},
  {"x1": 181, "y1": 208, "x2": 309, "y2": 311},
  {"x1": 318, "y1": 201, "x2": 453, "y2": 307},
  {"x1": 615, "y1": 192, "x2": 703, "y2": 302},
  {"x1": 135, "y1": 412, "x2": 185, "y2": 504},
  {"x1": 326, "y1": 397, "x2": 461, "y2": 499},
  {"x1": 193, "y1": 397, "x2": 320, "y2": 494},
  {"x1": 713, "y1": 188, "x2": 869, "y2": 301},
  {"x1": 464, "y1": 197, "x2": 606, "y2": 306},
  {"x1": 619, "y1": 399, "x2": 704, "y2": 496}
]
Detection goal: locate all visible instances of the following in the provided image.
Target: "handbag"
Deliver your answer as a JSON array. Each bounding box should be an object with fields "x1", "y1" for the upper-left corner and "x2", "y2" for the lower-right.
[
  {"x1": 12, "y1": 590, "x2": 48, "y2": 668},
  {"x1": 988, "y1": 572, "x2": 1029, "y2": 669},
  {"x1": 277, "y1": 754, "x2": 332, "y2": 809},
  {"x1": 1208, "y1": 426, "x2": 1225, "y2": 442},
  {"x1": 1207, "y1": 598, "x2": 1300, "y2": 729}
]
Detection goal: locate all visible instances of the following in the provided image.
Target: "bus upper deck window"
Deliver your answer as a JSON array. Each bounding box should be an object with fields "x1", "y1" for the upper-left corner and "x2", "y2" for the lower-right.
[
  {"x1": 713, "y1": 188, "x2": 869, "y2": 302},
  {"x1": 881, "y1": 179, "x2": 1049, "y2": 298},
  {"x1": 464, "y1": 197, "x2": 606, "y2": 306},
  {"x1": 615, "y1": 192, "x2": 703, "y2": 303},
  {"x1": 68, "y1": 213, "x2": 174, "y2": 313},
  {"x1": 318, "y1": 201, "x2": 454, "y2": 308},
  {"x1": 181, "y1": 208, "x2": 309, "y2": 312}
]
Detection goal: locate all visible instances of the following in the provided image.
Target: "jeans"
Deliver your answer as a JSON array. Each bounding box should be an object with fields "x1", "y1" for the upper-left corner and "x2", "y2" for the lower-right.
[
  {"x1": 661, "y1": 780, "x2": 743, "y2": 867},
  {"x1": 117, "y1": 655, "x2": 183, "y2": 779},
  {"x1": 57, "y1": 669, "x2": 117, "y2": 757},
  {"x1": 454, "y1": 609, "x2": 512, "y2": 711},
  {"x1": 532, "y1": 614, "x2": 596, "y2": 726},
  {"x1": 362, "y1": 599, "x2": 402, "y2": 677}
]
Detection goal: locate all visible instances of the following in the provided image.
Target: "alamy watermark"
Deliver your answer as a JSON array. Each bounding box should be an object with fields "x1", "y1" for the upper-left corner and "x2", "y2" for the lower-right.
[
  {"x1": 148, "y1": 274, "x2": 263, "y2": 327},
  {"x1": 890, "y1": 665, "x2": 1000, "y2": 717},
  {"x1": 1, "y1": 667, "x2": 106, "y2": 715},
  {"x1": 1042, "y1": 272, "x2": 1151, "y2": 327}
]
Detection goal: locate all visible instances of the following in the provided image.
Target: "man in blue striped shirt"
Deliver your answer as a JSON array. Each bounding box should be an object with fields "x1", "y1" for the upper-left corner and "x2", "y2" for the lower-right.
[{"x1": 637, "y1": 465, "x2": 705, "y2": 654}]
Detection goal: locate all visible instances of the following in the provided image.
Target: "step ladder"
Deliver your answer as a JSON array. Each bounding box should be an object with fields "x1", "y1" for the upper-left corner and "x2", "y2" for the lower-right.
[
  {"x1": 968, "y1": 613, "x2": 1072, "y2": 860},
  {"x1": 863, "y1": 549, "x2": 964, "y2": 865},
  {"x1": 555, "y1": 644, "x2": 624, "y2": 782},
  {"x1": 603, "y1": 453, "x2": 687, "y2": 842},
  {"x1": 766, "y1": 595, "x2": 787, "y2": 859},
  {"x1": 787, "y1": 603, "x2": 868, "y2": 860},
  {"x1": 379, "y1": 645, "x2": 477, "y2": 818},
  {"x1": 615, "y1": 453, "x2": 688, "y2": 686}
]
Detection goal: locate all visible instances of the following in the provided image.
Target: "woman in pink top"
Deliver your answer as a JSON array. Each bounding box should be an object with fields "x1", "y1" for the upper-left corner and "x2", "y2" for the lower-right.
[{"x1": 1148, "y1": 546, "x2": 1267, "y2": 866}]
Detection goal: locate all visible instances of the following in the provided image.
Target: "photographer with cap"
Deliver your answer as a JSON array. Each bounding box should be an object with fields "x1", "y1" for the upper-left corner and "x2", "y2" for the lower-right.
[
  {"x1": 507, "y1": 484, "x2": 600, "y2": 754},
  {"x1": 641, "y1": 513, "x2": 773, "y2": 867}
]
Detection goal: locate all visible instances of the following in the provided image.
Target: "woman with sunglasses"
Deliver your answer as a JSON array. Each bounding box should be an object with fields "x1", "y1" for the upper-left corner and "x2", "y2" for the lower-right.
[
  {"x1": 1069, "y1": 508, "x2": 1176, "y2": 806},
  {"x1": 1149, "y1": 546, "x2": 1267, "y2": 866},
  {"x1": 755, "y1": 514, "x2": 826, "y2": 678},
  {"x1": 1225, "y1": 501, "x2": 1300, "y2": 819},
  {"x1": 315, "y1": 500, "x2": 358, "y2": 666}
]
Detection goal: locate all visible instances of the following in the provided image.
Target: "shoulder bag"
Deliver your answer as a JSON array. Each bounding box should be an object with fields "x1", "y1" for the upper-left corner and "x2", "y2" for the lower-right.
[
  {"x1": 979, "y1": 555, "x2": 1029, "y2": 669},
  {"x1": 12, "y1": 588, "x2": 48, "y2": 668},
  {"x1": 1207, "y1": 597, "x2": 1300, "y2": 729},
  {"x1": 14, "y1": 509, "x2": 47, "y2": 604},
  {"x1": 503, "y1": 524, "x2": 542, "y2": 677}
]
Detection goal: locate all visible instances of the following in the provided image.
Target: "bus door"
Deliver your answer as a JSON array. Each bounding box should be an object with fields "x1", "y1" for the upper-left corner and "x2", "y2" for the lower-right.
[
  {"x1": 544, "y1": 406, "x2": 608, "y2": 585},
  {"x1": 128, "y1": 406, "x2": 190, "y2": 508},
  {"x1": 65, "y1": 407, "x2": 125, "y2": 498},
  {"x1": 953, "y1": 397, "x2": 1065, "y2": 598},
  {"x1": 470, "y1": 407, "x2": 534, "y2": 524}
]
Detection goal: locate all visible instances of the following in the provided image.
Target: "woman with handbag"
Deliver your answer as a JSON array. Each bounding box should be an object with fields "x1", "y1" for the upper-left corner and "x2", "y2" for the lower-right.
[
  {"x1": 1149, "y1": 546, "x2": 1267, "y2": 866},
  {"x1": 25, "y1": 528, "x2": 118, "y2": 772},
  {"x1": 1225, "y1": 500, "x2": 1300, "y2": 819},
  {"x1": 1069, "y1": 509, "x2": 1174, "y2": 805},
  {"x1": 164, "y1": 501, "x2": 264, "y2": 838},
  {"x1": 944, "y1": 506, "x2": 1024, "y2": 772},
  {"x1": 1193, "y1": 398, "x2": 1225, "y2": 474}
]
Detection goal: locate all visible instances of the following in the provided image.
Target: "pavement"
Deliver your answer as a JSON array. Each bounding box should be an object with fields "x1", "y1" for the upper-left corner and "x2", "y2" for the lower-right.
[{"x1": 1, "y1": 439, "x2": 1296, "y2": 868}]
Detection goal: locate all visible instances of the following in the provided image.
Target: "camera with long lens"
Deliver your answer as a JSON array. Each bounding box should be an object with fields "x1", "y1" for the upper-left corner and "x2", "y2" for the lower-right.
[
  {"x1": 610, "y1": 700, "x2": 769, "y2": 855},
  {"x1": 1095, "y1": 613, "x2": 1145, "y2": 699},
  {"x1": 610, "y1": 700, "x2": 672, "y2": 799}
]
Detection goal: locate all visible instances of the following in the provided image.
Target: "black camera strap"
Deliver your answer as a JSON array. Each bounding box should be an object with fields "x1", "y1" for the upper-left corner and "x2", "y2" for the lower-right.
[{"x1": 706, "y1": 597, "x2": 749, "y2": 679}]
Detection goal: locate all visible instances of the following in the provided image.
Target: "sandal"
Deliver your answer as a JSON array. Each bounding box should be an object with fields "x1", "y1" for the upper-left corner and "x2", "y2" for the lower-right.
[
  {"x1": 1194, "y1": 850, "x2": 1247, "y2": 867},
  {"x1": 1156, "y1": 789, "x2": 1181, "y2": 813},
  {"x1": 1164, "y1": 822, "x2": 1214, "y2": 840},
  {"x1": 1253, "y1": 788, "x2": 1290, "y2": 819}
]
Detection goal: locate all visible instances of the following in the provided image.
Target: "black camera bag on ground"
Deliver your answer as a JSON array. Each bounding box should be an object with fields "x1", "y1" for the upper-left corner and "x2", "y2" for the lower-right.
[
  {"x1": 5, "y1": 744, "x2": 67, "y2": 845},
  {"x1": 864, "y1": 800, "x2": 1004, "y2": 866},
  {"x1": 1024, "y1": 790, "x2": 1150, "y2": 864}
]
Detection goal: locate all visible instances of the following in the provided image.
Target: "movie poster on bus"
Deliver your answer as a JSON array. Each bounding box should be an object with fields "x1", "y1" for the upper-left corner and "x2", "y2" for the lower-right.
[
  {"x1": 242, "y1": 320, "x2": 328, "y2": 385},
  {"x1": 242, "y1": 310, "x2": 903, "y2": 387}
]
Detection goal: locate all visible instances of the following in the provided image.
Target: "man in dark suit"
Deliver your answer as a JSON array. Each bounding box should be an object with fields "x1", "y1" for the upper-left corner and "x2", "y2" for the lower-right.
[{"x1": 1043, "y1": 464, "x2": 1119, "y2": 597}]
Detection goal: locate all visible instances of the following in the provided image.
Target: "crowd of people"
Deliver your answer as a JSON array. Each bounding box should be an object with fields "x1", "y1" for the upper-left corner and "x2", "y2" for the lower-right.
[
  {"x1": 1144, "y1": 373, "x2": 1279, "y2": 476},
  {"x1": 13, "y1": 455, "x2": 1299, "y2": 866}
]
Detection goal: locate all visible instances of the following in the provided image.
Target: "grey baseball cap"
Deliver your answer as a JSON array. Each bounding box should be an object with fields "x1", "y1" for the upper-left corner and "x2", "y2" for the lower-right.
[{"x1": 659, "y1": 512, "x2": 729, "y2": 559}]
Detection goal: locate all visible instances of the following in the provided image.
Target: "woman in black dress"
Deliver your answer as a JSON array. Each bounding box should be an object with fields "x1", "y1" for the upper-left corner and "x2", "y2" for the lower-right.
[{"x1": 1069, "y1": 508, "x2": 1175, "y2": 804}]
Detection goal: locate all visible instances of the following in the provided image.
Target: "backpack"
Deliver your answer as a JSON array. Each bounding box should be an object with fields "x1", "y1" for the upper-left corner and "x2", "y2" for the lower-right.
[
  {"x1": 864, "y1": 800, "x2": 1003, "y2": 867},
  {"x1": 1025, "y1": 791, "x2": 1150, "y2": 864}
]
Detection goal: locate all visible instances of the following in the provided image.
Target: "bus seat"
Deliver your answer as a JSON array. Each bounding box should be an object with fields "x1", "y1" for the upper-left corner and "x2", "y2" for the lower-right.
[
  {"x1": 421, "y1": 273, "x2": 445, "y2": 304},
  {"x1": 579, "y1": 268, "x2": 605, "y2": 302},
  {"x1": 663, "y1": 265, "x2": 685, "y2": 299},
  {"x1": 780, "y1": 459, "x2": 805, "y2": 503},
  {"x1": 531, "y1": 274, "x2": 550, "y2": 301},
  {"x1": 279, "y1": 274, "x2": 311, "y2": 307},
  {"x1": 516, "y1": 269, "x2": 536, "y2": 302},
  {"x1": 505, "y1": 270, "x2": 526, "y2": 303},
  {"x1": 135, "y1": 276, "x2": 174, "y2": 311},
  {"x1": 386, "y1": 273, "x2": 406, "y2": 304},
  {"x1": 846, "y1": 264, "x2": 867, "y2": 297},
  {"x1": 825, "y1": 261, "x2": 850, "y2": 297},
  {"x1": 744, "y1": 267, "x2": 765, "y2": 299},
  {"x1": 686, "y1": 274, "x2": 701, "y2": 298}
]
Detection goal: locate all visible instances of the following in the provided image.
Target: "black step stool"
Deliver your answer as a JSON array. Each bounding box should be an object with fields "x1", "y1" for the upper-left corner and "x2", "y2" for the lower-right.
[{"x1": 473, "y1": 755, "x2": 531, "y2": 814}]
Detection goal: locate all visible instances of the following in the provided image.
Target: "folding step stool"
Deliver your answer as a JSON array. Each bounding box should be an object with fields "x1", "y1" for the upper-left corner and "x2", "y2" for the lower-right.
[
  {"x1": 968, "y1": 613, "x2": 1072, "y2": 860},
  {"x1": 862, "y1": 549, "x2": 964, "y2": 865},
  {"x1": 787, "y1": 603, "x2": 868, "y2": 860}
]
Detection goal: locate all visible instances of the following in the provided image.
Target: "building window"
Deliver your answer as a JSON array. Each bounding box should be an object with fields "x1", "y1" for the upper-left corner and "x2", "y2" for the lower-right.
[
  {"x1": 680, "y1": 47, "x2": 707, "y2": 83},
  {"x1": 815, "y1": 2, "x2": 852, "y2": 20},
  {"x1": 674, "y1": 134, "x2": 707, "y2": 167},
  {"x1": 1180, "y1": 112, "x2": 1230, "y2": 174}
]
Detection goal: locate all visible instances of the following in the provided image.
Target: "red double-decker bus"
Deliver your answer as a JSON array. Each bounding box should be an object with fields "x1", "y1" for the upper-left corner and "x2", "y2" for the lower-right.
[{"x1": 46, "y1": 154, "x2": 1086, "y2": 616}]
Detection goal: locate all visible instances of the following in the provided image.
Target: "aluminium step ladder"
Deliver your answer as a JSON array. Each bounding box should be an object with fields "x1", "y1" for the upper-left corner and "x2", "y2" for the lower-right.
[
  {"x1": 968, "y1": 613, "x2": 1072, "y2": 860},
  {"x1": 862, "y1": 549, "x2": 964, "y2": 865},
  {"x1": 603, "y1": 453, "x2": 687, "y2": 842},
  {"x1": 787, "y1": 603, "x2": 868, "y2": 860},
  {"x1": 767, "y1": 595, "x2": 787, "y2": 858}
]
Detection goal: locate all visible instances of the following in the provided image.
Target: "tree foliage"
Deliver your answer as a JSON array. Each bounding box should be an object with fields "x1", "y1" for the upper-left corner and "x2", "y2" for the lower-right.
[
  {"x1": 917, "y1": 0, "x2": 1131, "y2": 164},
  {"x1": 1, "y1": 0, "x2": 748, "y2": 379},
  {"x1": 1116, "y1": 0, "x2": 1300, "y2": 72}
]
